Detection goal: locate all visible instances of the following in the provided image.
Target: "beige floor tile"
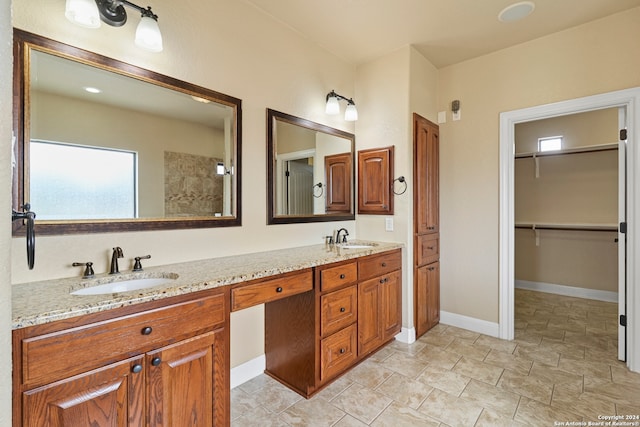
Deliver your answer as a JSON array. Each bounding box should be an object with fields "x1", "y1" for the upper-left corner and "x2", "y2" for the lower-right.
[
  {"x1": 332, "y1": 414, "x2": 369, "y2": 427},
  {"x1": 280, "y1": 396, "x2": 346, "y2": 426},
  {"x1": 452, "y1": 356, "x2": 504, "y2": 385},
  {"x1": 388, "y1": 339, "x2": 427, "y2": 356},
  {"x1": 417, "y1": 388, "x2": 483, "y2": 427},
  {"x1": 375, "y1": 372, "x2": 433, "y2": 409},
  {"x1": 551, "y1": 383, "x2": 616, "y2": 421},
  {"x1": 419, "y1": 331, "x2": 456, "y2": 348},
  {"x1": 528, "y1": 362, "x2": 584, "y2": 387},
  {"x1": 445, "y1": 338, "x2": 491, "y2": 361},
  {"x1": 538, "y1": 337, "x2": 586, "y2": 360},
  {"x1": 313, "y1": 375, "x2": 354, "y2": 401},
  {"x1": 252, "y1": 378, "x2": 303, "y2": 413},
  {"x1": 330, "y1": 382, "x2": 393, "y2": 424},
  {"x1": 564, "y1": 331, "x2": 611, "y2": 351},
  {"x1": 237, "y1": 373, "x2": 279, "y2": 394},
  {"x1": 514, "y1": 396, "x2": 583, "y2": 426},
  {"x1": 417, "y1": 363, "x2": 471, "y2": 396},
  {"x1": 440, "y1": 325, "x2": 481, "y2": 342},
  {"x1": 460, "y1": 379, "x2": 520, "y2": 418},
  {"x1": 232, "y1": 405, "x2": 290, "y2": 427},
  {"x1": 475, "y1": 408, "x2": 530, "y2": 427},
  {"x1": 484, "y1": 349, "x2": 533, "y2": 376},
  {"x1": 474, "y1": 334, "x2": 518, "y2": 354},
  {"x1": 513, "y1": 344, "x2": 561, "y2": 367},
  {"x1": 416, "y1": 345, "x2": 461, "y2": 370},
  {"x1": 584, "y1": 376, "x2": 640, "y2": 406},
  {"x1": 371, "y1": 401, "x2": 440, "y2": 427},
  {"x1": 611, "y1": 364, "x2": 640, "y2": 387},
  {"x1": 230, "y1": 388, "x2": 261, "y2": 421},
  {"x1": 616, "y1": 403, "x2": 640, "y2": 417},
  {"x1": 558, "y1": 356, "x2": 612, "y2": 379},
  {"x1": 345, "y1": 359, "x2": 395, "y2": 389},
  {"x1": 498, "y1": 369, "x2": 554, "y2": 405},
  {"x1": 381, "y1": 350, "x2": 430, "y2": 379}
]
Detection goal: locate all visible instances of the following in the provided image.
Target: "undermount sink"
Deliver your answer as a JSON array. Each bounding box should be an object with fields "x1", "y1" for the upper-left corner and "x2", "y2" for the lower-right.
[
  {"x1": 338, "y1": 243, "x2": 378, "y2": 249},
  {"x1": 71, "y1": 273, "x2": 178, "y2": 296}
]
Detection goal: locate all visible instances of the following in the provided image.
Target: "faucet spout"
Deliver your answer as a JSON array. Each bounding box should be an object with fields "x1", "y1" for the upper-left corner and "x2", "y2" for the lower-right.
[
  {"x1": 109, "y1": 247, "x2": 124, "y2": 274},
  {"x1": 336, "y1": 228, "x2": 349, "y2": 244}
]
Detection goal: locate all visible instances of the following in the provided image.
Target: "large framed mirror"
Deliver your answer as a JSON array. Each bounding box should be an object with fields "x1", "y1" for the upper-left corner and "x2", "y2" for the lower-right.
[
  {"x1": 12, "y1": 29, "x2": 242, "y2": 235},
  {"x1": 267, "y1": 109, "x2": 354, "y2": 224}
]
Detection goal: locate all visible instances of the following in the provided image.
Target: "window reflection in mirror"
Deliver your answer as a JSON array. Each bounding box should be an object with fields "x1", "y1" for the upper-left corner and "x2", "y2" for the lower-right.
[
  {"x1": 13, "y1": 30, "x2": 242, "y2": 235},
  {"x1": 267, "y1": 109, "x2": 355, "y2": 224}
]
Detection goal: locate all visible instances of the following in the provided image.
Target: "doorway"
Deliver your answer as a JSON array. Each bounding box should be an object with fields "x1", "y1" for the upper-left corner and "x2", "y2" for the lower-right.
[{"x1": 499, "y1": 87, "x2": 640, "y2": 373}]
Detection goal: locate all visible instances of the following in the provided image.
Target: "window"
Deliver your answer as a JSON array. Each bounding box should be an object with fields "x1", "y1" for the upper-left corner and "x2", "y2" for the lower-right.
[
  {"x1": 538, "y1": 136, "x2": 563, "y2": 152},
  {"x1": 30, "y1": 140, "x2": 137, "y2": 220}
]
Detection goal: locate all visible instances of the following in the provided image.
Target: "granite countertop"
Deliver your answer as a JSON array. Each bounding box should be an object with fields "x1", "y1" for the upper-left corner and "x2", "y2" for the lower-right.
[{"x1": 12, "y1": 241, "x2": 403, "y2": 329}]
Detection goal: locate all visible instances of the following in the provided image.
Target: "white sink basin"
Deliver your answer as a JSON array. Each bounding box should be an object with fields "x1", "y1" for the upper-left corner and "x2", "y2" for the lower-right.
[
  {"x1": 338, "y1": 243, "x2": 377, "y2": 249},
  {"x1": 71, "y1": 274, "x2": 178, "y2": 296}
]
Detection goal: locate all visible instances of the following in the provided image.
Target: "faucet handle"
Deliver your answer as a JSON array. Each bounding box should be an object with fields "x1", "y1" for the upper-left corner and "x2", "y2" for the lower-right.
[
  {"x1": 132, "y1": 255, "x2": 151, "y2": 272},
  {"x1": 72, "y1": 262, "x2": 95, "y2": 279},
  {"x1": 324, "y1": 235, "x2": 334, "y2": 245}
]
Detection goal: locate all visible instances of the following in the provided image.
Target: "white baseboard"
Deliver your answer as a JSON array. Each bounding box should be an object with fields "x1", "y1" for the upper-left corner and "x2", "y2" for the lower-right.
[
  {"x1": 230, "y1": 354, "x2": 265, "y2": 389},
  {"x1": 515, "y1": 280, "x2": 618, "y2": 303},
  {"x1": 395, "y1": 327, "x2": 416, "y2": 344},
  {"x1": 440, "y1": 311, "x2": 500, "y2": 338}
]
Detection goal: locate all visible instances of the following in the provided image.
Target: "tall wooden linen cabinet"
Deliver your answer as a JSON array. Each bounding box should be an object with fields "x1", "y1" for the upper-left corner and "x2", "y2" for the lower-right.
[{"x1": 413, "y1": 114, "x2": 440, "y2": 338}]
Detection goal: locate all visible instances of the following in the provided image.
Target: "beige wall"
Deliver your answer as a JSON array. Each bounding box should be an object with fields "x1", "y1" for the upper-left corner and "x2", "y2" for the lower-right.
[
  {"x1": 11, "y1": 0, "x2": 356, "y2": 370},
  {"x1": 1, "y1": 0, "x2": 13, "y2": 424},
  {"x1": 437, "y1": 7, "x2": 640, "y2": 323}
]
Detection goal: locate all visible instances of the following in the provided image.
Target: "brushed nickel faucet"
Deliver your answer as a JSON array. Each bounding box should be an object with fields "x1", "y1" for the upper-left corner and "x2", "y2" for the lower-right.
[
  {"x1": 109, "y1": 247, "x2": 124, "y2": 274},
  {"x1": 336, "y1": 228, "x2": 349, "y2": 244}
]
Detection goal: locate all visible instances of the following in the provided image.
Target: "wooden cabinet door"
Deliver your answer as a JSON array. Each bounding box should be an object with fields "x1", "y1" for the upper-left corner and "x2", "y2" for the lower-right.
[
  {"x1": 415, "y1": 262, "x2": 440, "y2": 337},
  {"x1": 147, "y1": 329, "x2": 225, "y2": 427},
  {"x1": 325, "y1": 152, "x2": 352, "y2": 212},
  {"x1": 358, "y1": 146, "x2": 394, "y2": 214},
  {"x1": 414, "y1": 115, "x2": 439, "y2": 234},
  {"x1": 380, "y1": 270, "x2": 402, "y2": 341},
  {"x1": 22, "y1": 356, "x2": 144, "y2": 427},
  {"x1": 358, "y1": 277, "x2": 383, "y2": 356}
]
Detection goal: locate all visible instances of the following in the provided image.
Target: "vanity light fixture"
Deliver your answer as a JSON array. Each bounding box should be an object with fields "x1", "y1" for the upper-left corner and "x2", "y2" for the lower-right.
[
  {"x1": 216, "y1": 162, "x2": 233, "y2": 176},
  {"x1": 65, "y1": 0, "x2": 163, "y2": 52},
  {"x1": 325, "y1": 90, "x2": 358, "y2": 121}
]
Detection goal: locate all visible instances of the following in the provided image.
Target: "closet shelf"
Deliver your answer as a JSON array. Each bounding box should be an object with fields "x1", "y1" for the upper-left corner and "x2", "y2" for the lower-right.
[
  {"x1": 515, "y1": 222, "x2": 618, "y2": 232},
  {"x1": 515, "y1": 142, "x2": 618, "y2": 159}
]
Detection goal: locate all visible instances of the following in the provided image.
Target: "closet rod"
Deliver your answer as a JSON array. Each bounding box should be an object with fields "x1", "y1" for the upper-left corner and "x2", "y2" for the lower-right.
[
  {"x1": 514, "y1": 142, "x2": 618, "y2": 159},
  {"x1": 515, "y1": 223, "x2": 618, "y2": 232}
]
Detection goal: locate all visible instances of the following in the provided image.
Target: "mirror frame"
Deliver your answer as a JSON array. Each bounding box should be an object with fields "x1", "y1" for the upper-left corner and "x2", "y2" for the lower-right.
[
  {"x1": 267, "y1": 109, "x2": 355, "y2": 224},
  {"x1": 12, "y1": 29, "x2": 242, "y2": 235}
]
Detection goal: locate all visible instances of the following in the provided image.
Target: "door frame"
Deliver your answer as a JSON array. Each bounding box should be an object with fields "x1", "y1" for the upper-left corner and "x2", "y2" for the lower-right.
[{"x1": 498, "y1": 87, "x2": 640, "y2": 372}]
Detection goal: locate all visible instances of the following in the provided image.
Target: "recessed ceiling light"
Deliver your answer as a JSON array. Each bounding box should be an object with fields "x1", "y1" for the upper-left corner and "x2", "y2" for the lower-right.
[
  {"x1": 498, "y1": 1, "x2": 535, "y2": 23},
  {"x1": 84, "y1": 86, "x2": 102, "y2": 94}
]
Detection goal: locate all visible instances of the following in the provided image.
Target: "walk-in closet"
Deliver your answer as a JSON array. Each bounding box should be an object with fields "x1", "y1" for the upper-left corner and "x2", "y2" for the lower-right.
[{"x1": 514, "y1": 107, "x2": 622, "y2": 353}]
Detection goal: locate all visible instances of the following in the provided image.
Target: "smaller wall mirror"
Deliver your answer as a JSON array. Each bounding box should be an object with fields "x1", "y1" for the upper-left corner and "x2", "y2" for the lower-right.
[{"x1": 267, "y1": 109, "x2": 355, "y2": 224}]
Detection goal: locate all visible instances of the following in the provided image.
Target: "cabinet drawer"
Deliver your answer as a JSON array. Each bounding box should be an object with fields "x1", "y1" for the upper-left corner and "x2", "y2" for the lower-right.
[
  {"x1": 358, "y1": 250, "x2": 401, "y2": 281},
  {"x1": 22, "y1": 293, "x2": 225, "y2": 386},
  {"x1": 417, "y1": 234, "x2": 439, "y2": 266},
  {"x1": 319, "y1": 262, "x2": 357, "y2": 292},
  {"x1": 321, "y1": 286, "x2": 357, "y2": 337},
  {"x1": 231, "y1": 269, "x2": 312, "y2": 311},
  {"x1": 320, "y1": 324, "x2": 357, "y2": 382}
]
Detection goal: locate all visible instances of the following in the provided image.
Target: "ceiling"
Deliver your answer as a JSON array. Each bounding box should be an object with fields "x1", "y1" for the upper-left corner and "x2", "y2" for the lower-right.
[{"x1": 244, "y1": 0, "x2": 640, "y2": 68}]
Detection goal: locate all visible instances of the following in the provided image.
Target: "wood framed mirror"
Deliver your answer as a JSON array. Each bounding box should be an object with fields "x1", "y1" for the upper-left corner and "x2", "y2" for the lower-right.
[
  {"x1": 13, "y1": 29, "x2": 242, "y2": 235},
  {"x1": 267, "y1": 109, "x2": 354, "y2": 224}
]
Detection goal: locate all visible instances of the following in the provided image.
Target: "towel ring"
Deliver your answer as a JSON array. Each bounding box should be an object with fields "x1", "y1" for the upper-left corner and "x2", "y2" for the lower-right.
[
  {"x1": 392, "y1": 176, "x2": 407, "y2": 195},
  {"x1": 313, "y1": 182, "x2": 324, "y2": 198}
]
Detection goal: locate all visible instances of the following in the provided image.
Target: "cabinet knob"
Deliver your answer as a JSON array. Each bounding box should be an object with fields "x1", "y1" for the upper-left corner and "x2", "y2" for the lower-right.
[
  {"x1": 151, "y1": 357, "x2": 162, "y2": 366},
  {"x1": 340, "y1": 307, "x2": 346, "y2": 312},
  {"x1": 379, "y1": 278, "x2": 388, "y2": 284},
  {"x1": 381, "y1": 262, "x2": 387, "y2": 267},
  {"x1": 131, "y1": 364, "x2": 143, "y2": 374},
  {"x1": 340, "y1": 274, "x2": 346, "y2": 279},
  {"x1": 276, "y1": 287, "x2": 283, "y2": 293},
  {"x1": 141, "y1": 326, "x2": 153, "y2": 335},
  {"x1": 339, "y1": 348, "x2": 346, "y2": 354}
]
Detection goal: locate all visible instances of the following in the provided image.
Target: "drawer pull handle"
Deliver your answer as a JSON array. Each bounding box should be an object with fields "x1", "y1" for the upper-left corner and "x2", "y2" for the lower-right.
[
  {"x1": 339, "y1": 348, "x2": 346, "y2": 354},
  {"x1": 340, "y1": 274, "x2": 346, "y2": 279},
  {"x1": 141, "y1": 326, "x2": 153, "y2": 335},
  {"x1": 381, "y1": 262, "x2": 387, "y2": 267},
  {"x1": 340, "y1": 307, "x2": 346, "y2": 312},
  {"x1": 380, "y1": 278, "x2": 388, "y2": 284},
  {"x1": 151, "y1": 357, "x2": 162, "y2": 367},
  {"x1": 427, "y1": 246, "x2": 435, "y2": 250},
  {"x1": 276, "y1": 287, "x2": 283, "y2": 293},
  {"x1": 131, "y1": 364, "x2": 143, "y2": 374}
]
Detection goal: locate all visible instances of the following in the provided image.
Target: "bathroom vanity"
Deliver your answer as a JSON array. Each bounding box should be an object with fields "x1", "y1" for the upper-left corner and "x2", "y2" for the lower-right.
[{"x1": 11, "y1": 242, "x2": 402, "y2": 426}]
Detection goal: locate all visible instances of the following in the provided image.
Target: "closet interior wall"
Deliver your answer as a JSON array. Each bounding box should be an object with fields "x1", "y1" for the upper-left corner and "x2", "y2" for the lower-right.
[{"x1": 514, "y1": 108, "x2": 619, "y2": 297}]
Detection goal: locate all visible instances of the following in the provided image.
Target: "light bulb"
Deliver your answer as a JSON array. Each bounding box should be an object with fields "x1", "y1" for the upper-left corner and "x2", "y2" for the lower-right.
[
  {"x1": 135, "y1": 16, "x2": 163, "y2": 52},
  {"x1": 65, "y1": 0, "x2": 101, "y2": 28}
]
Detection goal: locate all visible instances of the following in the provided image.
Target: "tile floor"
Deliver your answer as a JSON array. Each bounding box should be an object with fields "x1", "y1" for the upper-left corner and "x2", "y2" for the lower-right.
[{"x1": 230, "y1": 289, "x2": 640, "y2": 426}]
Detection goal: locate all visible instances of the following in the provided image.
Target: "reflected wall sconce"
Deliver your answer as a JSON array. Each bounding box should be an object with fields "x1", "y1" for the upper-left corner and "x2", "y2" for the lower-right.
[
  {"x1": 216, "y1": 162, "x2": 233, "y2": 176},
  {"x1": 65, "y1": 0, "x2": 163, "y2": 52},
  {"x1": 325, "y1": 90, "x2": 358, "y2": 121}
]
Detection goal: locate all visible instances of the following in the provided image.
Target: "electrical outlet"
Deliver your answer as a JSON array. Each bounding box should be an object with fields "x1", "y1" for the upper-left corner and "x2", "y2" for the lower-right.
[
  {"x1": 437, "y1": 111, "x2": 447, "y2": 124},
  {"x1": 385, "y1": 217, "x2": 394, "y2": 231}
]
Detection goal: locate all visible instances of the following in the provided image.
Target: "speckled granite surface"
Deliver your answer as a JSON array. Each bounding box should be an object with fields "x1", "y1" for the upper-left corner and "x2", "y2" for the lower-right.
[{"x1": 12, "y1": 241, "x2": 402, "y2": 329}]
